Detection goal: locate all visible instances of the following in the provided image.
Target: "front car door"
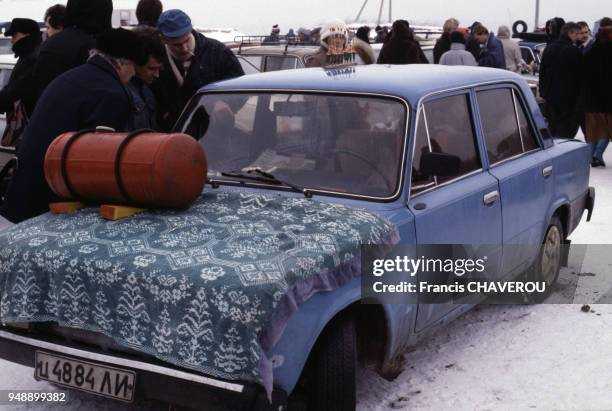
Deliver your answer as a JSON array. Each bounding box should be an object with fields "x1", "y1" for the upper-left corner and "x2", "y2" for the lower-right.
[{"x1": 408, "y1": 91, "x2": 503, "y2": 332}]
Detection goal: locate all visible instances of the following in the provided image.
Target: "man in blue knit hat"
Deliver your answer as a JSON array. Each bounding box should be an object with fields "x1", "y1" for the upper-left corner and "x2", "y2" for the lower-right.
[{"x1": 152, "y1": 9, "x2": 244, "y2": 131}]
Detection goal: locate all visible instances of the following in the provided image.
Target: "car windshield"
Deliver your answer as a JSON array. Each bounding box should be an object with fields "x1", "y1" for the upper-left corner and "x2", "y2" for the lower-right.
[{"x1": 177, "y1": 92, "x2": 408, "y2": 199}]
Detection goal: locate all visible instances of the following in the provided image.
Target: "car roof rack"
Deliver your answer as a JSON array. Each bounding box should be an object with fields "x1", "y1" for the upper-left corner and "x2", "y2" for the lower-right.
[{"x1": 234, "y1": 35, "x2": 310, "y2": 53}]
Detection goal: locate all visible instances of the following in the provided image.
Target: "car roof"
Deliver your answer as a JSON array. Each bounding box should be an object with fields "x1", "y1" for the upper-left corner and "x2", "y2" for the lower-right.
[{"x1": 201, "y1": 64, "x2": 530, "y2": 106}]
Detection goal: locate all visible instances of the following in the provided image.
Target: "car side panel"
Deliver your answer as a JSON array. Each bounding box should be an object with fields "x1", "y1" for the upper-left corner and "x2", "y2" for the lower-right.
[
  {"x1": 546, "y1": 139, "x2": 591, "y2": 236},
  {"x1": 268, "y1": 206, "x2": 417, "y2": 394}
]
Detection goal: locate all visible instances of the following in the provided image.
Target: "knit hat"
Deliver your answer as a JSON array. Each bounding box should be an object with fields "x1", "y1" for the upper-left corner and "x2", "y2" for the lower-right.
[
  {"x1": 321, "y1": 18, "x2": 348, "y2": 46},
  {"x1": 157, "y1": 9, "x2": 192, "y2": 38}
]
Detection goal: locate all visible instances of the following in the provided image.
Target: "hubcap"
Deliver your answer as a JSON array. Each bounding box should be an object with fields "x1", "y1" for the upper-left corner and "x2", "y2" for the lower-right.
[{"x1": 541, "y1": 225, "x2": 561, "y2": 286}]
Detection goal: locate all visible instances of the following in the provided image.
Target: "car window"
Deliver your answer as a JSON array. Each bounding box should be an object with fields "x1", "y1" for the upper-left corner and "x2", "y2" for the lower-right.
[
  {"x1": 514, "y1": 91, "x2": 539, "y2": 151},
  {"x1": 177, "y1": 92, "x2": 407, "y2": 198},
  {"x1": 422, "y1": 94, "x2": 481, "y2": 184},
  {"x1": 520, "y1": 47, "x2": 534, "y2": 64},
  {"x1": 410, "y1": 111, "x2": 435, "y2": 194},
  {"x1": 236, "y1": 56, "x2": 261, "y2": 75},
  {"x1": 477, "y1": 88, "x2": 524, "y2": 164},
  {"x1": 265, "y1": 56, "x2": 298, "y2": 71},
  {"x1": 477, "y1": 88, "x2": 539, "y2": 165},
  {"x1": 242, "y1": 55, "x2": 263, "y2": 71}
]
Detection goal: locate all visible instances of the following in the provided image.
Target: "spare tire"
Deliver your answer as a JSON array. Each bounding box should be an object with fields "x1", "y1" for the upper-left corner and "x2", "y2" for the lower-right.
[{"x1": 513, "y1": 20, "x2": 528, "y2": 35}]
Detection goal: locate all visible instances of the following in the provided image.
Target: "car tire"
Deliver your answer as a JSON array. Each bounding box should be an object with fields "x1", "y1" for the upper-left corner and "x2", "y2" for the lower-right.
[
  {"x1": 525, "y1": 214, "x2": 564, "y2": 302},
  {"x1": 311, "y1": 313, "x2": 357, "y2": 411},
  {"x1": 512, "y1": 20, "x2": 529, "y2": 35}
]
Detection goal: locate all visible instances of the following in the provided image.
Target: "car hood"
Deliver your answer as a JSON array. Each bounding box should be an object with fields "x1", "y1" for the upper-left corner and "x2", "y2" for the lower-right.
[{"x1": 0, "y1": 189, "x2": 398, "y2": 395}]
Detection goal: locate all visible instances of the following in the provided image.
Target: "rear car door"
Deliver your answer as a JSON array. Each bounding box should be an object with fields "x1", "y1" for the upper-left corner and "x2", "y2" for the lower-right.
[
  {"x1": 475, "y1": 85, "x2": 553, "y2": 278},
  {"x1": 408, "y1": 91, "x2": 503, "y2": 332}
]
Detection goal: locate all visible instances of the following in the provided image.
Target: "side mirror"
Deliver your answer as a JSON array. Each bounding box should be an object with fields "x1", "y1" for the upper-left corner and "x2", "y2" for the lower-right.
[{"x1": 420, "y1": 152, "x2": 461, "y2": 178}]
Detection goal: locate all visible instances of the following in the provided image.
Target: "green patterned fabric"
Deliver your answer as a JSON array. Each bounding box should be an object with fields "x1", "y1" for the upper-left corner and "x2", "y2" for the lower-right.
[{"x1": 0, "y1": 190, "x2": 397, "y2": 392}]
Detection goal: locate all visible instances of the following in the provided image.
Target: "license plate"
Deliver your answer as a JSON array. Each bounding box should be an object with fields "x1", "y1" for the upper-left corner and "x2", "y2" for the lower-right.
[{"x1": 34, "y1": 351, "x2": 136, "y2": 402}]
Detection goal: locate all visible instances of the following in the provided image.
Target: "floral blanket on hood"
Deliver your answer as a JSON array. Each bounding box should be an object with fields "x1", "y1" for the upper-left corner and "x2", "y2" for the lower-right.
[{"x1": 0, "y1": 190, "x2": 398, "y2": 396}]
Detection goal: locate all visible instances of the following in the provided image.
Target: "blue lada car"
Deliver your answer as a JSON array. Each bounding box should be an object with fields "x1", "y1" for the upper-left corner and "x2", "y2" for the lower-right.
[{"x1": 0, "y1": 65, "x2": 594, "y2": 410}]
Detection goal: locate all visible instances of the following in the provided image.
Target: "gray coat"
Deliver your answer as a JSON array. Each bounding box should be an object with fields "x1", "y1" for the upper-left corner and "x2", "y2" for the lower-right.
[{"x1": 439, "y1": 43, "x2": 477, "y2": 66}]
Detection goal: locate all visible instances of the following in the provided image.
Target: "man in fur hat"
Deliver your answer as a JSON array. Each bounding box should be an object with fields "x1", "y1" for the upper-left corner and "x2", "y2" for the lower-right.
[{"x1": 0, "y1": 29, "x2": 146, "y2": 223}]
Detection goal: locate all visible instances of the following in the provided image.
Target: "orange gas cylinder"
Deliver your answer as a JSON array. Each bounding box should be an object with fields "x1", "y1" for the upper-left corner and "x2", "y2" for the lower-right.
[{"x1": 44, "y1": 129, "x2": 207, "y2": 208}]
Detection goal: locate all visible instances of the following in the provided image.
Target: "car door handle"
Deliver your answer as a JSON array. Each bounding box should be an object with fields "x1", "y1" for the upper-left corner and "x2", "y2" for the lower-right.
[
  {"x1": 483, "y1": 190, "x2": 500, "y2": 206},
  {"x1": 542, "y1": 166, "x2": 553, "y2": 178}
]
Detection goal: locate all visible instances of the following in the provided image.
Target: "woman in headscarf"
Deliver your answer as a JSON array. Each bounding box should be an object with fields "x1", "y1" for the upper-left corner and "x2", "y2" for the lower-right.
[
  {"x1": 353, "y1": 26, "x2": 375, "y2": 65},
  {"x1": 377, "y1": 20, "x2": 428, "y2": 64}
]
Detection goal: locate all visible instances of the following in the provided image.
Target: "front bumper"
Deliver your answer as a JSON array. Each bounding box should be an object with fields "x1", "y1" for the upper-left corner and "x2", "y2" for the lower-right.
[{"x1": 0, "y1": 327, "x2": 285, "y2": 410}]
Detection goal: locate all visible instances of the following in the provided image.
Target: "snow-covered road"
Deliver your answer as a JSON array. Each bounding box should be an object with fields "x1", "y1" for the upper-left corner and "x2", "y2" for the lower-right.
[{"x1": 1, "y1": 145, "x2": 611, "y2": 411}]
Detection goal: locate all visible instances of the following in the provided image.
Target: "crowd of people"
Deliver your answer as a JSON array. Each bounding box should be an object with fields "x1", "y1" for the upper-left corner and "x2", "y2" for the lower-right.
[
  {"x1": 0, "y1": 0, "x2": 610, "y2": 223},
  {"x1": 0, "y1": 0, "x2": 244, "y2": 223}
]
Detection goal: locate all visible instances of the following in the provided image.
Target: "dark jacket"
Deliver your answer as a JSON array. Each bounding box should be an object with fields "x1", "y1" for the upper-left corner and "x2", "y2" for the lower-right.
[
  {"x1": 0, "y1": 32, "x2": 42, "y2": 116},
  {"x1": 433, "y1": 32, "x2": 452, "y2": 64},
  {"x1": 377, "y1": 20, "x2": 429, "y2": 65},
  {"x1": 539, "y1": 37, "x2": 583, "y2": 109},
  {"x1": 465, "y1": 35, "x2": 481, "y2": 61},
  {"x1": 28, "y1": 0, "x2": 113, "y2": 109},
  {"x1": 478, "y1": 34, "x2": 506, "y2": 69},
  {"x1": 152, "y1": 31, "x2": 244, "y2": 132},
  {"x1": 0, "y1": 55, "x2": 132, "y2": 223},
  {"x1": 582, "y1": 39, "x2": 612, "y2": 113},
  {"x1": 127, "y1": 78, "x2": 158, "y2": 131}
]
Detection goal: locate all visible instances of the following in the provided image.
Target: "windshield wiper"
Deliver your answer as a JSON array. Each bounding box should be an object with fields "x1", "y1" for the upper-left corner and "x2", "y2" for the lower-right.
[{"x1": 221, "y1": 168, "x2": 312, "y2": 198}]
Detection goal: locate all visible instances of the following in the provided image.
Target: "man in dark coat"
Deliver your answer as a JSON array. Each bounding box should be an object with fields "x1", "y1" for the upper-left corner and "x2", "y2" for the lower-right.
[
  {"x1": 152, "y1": 9, "x2": 244, "y2": 131},
  {"x1": 127, "y1": 28, "x2": 164, "y2": 131},
  {"x1": 0, "y1": 18, "x2": 42, "y2": 119},
  {"x1": 433, "y1": 18, "x2": 459, "y2": 64},
  {"x1": 472, "y1": 25, "x2": 506, "y2": 69},
  {"x1": 0, "y1": 29, "x2": 146, "y2": 223},
  {"x1": 27, "y1": 0, "x2": 113, "y2": 111},
  {"x1": 539, "y1": 22, "x2": 582, "y2": 138},
  {"x1": 583, "y1": 21, "x2": 612, "y2": 167}
]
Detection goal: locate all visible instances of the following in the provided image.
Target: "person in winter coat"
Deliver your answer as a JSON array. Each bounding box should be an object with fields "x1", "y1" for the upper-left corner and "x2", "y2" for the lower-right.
[
  {"x1": 465, "y1": 21, "x2": 483, "y2": 61},
  {"x1": 353, "y1": 26, "x2": 375, "y2": 65},
  {"x1": 472, "y1": 25, "x2": 506, "y2": 69},
  {"x1": 577, "y1": 21, "x2": 594, "y2": 55},
  {"x1": 44, "y1": 4, "x2": 66, "y2": 38},
  {"x1": 28, "y1": 0, "x2": 113, "y2": 110},
  {"x1": 136, "y1": 0, "x2": 163, "y2": 28},
  {"x1": 583, "y1": 20, "x2": 612, "y2": 167},
  {"x1": 127, "y1": 28, "x2": 164, "y2": 131},
  {"x1": 546, "y1": 17, "x2": 566, "y2": 45},
  {"x1": 434, "y1": 18, "x2": 459, "y2": 64},
  {"x1": 539, "y1": 22, "x2": 582, "y2": 138},
  {"x1": 305, "y1": 19, "x2": 351, "y2": 68},
  {"x1": 497, "y1": 25, "x2": 524, "y2": 72},
  {"x1": 377, "y1": 20, "x2": 429, "y2": 65},
  {"x1": 0, "y1": 19, "x2": 42, "y2": 120},
  {"x1": 0, "y1": 29, "x2": 146, "y2": 223},
  {"x1": 152, "y1": 9, "x2": 244, "y2": 132},
  {"x1": 439, "y1": 31, "x2": 477, "y2": 66}
]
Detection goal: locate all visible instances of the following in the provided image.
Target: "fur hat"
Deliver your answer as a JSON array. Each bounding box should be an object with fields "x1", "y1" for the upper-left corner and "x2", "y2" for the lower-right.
[
  {"x1": 96, "y1": 28, "x2": 148, "y2": 65},
  {"x1": 321, "y1": 18, "x2": 348, "y2": 47}
]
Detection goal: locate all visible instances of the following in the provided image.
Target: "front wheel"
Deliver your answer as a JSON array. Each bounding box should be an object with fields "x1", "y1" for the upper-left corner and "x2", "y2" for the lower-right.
[
  {"x1": 311, "y1": 313, "x2": 357, "y2": 411},
  {"x1": 525, "y1": 215, "x2": 564, "y2": 302}
]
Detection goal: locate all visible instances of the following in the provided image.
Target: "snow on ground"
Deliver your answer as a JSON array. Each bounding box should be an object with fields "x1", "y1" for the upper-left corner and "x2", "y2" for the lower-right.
[{"x1": 1, "y1": 142, "x2": 611, "y2": 410}]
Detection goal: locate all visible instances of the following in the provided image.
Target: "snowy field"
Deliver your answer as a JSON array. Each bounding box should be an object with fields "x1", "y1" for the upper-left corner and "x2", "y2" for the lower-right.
[{"x1": 0, "y1": 144, "x2": 611, "y2": 410}]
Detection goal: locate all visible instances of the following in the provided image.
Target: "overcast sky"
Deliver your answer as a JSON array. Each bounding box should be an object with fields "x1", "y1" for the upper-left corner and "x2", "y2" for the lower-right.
[{"x1": 0, "y1": 0, "x2": 609, "y2": 34}]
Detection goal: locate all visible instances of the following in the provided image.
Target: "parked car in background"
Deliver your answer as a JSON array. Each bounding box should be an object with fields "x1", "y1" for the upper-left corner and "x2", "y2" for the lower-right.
[
  {"x1": 0, "y1": 65, "x2": 593, "y2": 410},
  {"x1": 233, "y1": 40, "x2": 320, "y2": 74}
]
